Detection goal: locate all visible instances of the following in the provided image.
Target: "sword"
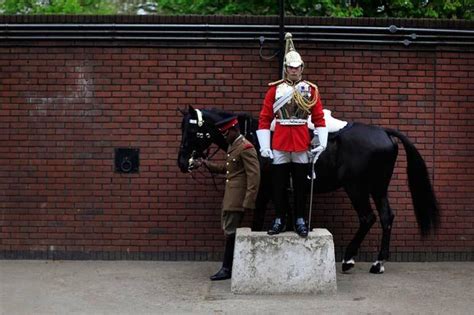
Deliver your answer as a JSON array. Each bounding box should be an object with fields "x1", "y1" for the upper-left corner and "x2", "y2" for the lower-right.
[{"x1": 308, "y1": 149, "x2": 323, "y2": 231}]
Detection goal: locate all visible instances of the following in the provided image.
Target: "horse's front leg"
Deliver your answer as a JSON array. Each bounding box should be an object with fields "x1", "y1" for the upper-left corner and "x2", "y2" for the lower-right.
[{"x1": 370, "y1": 195, "x2": 394, "y2": 274}]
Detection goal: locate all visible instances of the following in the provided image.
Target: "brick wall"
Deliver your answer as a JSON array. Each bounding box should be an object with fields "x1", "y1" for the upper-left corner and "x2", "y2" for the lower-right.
[{"x1": 1, "y1": 16, "x2": 473, "y2": 261}]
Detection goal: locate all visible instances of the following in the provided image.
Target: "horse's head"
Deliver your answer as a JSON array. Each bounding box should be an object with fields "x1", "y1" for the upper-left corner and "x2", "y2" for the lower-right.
[{"x1": 177, "y1": 106, "x2": 225, "y2": 173}]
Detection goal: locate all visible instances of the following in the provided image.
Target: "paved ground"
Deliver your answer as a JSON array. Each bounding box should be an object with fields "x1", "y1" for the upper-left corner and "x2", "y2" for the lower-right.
[{"x1": 1, "y1": 260, "x2": 473, "y2": 314}]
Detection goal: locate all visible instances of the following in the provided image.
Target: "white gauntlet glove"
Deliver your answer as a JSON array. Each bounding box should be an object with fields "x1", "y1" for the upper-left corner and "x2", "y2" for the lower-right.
[
  {"x1": 256, "y1": 129, "x2": 273, "y2": 159},
  {"x1": 311, "y1": 127, "x2": 328, "y2": 154}
]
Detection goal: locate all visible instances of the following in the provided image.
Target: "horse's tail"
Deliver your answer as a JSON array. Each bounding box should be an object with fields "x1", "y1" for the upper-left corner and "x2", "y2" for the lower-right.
[{"x1": 385, "y1": 128, "x2": 440, "y2": 235}]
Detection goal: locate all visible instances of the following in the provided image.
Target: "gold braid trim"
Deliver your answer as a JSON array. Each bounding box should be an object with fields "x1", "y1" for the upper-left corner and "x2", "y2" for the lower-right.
[
  {"x1": 292, "y1": 81, "x2": 319, "y2": 114},
  {"x1": 268, "y1": 79, "x2": 285, "y2": 86}
]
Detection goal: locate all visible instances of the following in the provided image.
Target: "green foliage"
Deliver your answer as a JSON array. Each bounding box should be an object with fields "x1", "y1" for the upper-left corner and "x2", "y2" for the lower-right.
[
  {"x1": 286, "y1": 0, "x2": 363, "y2": 17},
  {"x1": 1, "y1": 0, "x2": 35, "y2": 14},
  {"x1": 151, "y1": 0, "x2": 472, "y2": 19},
  {"x1": 385, "y1": 0, "x2": 470, "y2": 19},
  {"x1": 153, "y1": 0, "x2": 277, "y2": 15},
  {"x1": 0, "y1": 0, "x2": 472, "y2": 19},
  {"x1": 0, "y1": 0, "x2": 115, "y2": 15}
]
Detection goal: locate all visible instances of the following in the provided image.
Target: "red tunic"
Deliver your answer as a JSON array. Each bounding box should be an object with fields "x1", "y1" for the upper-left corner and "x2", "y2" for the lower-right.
[{"x1": 258, "y1": 82, "x2": 326, "y2": 152}]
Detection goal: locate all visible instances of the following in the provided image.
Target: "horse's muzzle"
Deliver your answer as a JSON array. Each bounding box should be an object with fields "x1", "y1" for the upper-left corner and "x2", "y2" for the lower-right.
[{"x1": 177, "y1": 150, "x2": 191, "y2": 173}]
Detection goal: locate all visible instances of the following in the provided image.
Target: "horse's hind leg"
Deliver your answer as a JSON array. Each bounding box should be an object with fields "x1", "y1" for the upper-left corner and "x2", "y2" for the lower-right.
[
  {"x1": 370, "y1": 194, "x2": 394, "y2": 274},
  {"x1": 369, "y1": 144, "x2": 397, "y2": 274},
  {"x1": 342, "y1": 184, "x2": 376, "y2": 273}
]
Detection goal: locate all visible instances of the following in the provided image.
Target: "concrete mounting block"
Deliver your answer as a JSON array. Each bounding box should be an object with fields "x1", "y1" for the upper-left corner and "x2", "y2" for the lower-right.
[{"x1": 231, "y1": 227, "x2": 337, "y2": 294}]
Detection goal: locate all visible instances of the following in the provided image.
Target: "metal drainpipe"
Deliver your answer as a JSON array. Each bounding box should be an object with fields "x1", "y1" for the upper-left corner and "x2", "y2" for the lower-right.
[{"x1": 278, "y1": 0, "x2": 285, "y2": 78}]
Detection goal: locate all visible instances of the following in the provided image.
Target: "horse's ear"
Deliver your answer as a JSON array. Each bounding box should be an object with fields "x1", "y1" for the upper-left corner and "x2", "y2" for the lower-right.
[
  {"x1": 188, "y1": 105, "x2": 195, "y2": 113},
  {"x1": 177, "y1": 107, "x2": 186, "y2": 116}
]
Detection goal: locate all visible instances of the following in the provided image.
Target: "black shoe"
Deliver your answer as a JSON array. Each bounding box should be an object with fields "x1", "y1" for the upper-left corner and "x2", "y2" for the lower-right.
[
  {"x1": 267, "y1": 220, "x2": 285, "y2": 235},
  {"x1": 210, "y1": 267, "x2": 231, "y2": 281},
  {"x1": 295, "y1": 222, "x2": 308, "y2": 237}
]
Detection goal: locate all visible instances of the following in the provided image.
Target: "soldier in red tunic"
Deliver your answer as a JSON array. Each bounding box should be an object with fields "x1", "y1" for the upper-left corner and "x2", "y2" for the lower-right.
[{"x1": 257, "y1": 37, "x2": 328, "y2": 237}]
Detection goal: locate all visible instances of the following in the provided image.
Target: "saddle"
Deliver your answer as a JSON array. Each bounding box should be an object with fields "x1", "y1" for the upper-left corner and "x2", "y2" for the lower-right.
[
  {"x1": 308, "y1": 109, "x2": 348, "y2": 133},
  {"x1": 321, "y1": 110, "x2": 353, "y2": 140}
]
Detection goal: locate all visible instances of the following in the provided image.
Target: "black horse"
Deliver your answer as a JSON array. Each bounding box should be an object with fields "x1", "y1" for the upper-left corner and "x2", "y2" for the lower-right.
[{"x1": 177, "y1": 105, "x2": 439, "y2": 274}]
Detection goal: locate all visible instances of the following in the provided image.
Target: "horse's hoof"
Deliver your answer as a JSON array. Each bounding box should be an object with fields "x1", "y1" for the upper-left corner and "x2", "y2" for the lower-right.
[
  {"x1": 369, "y1": 260, "x2": 385, "y2": 274},
  {"x1": 342, "y1": 258, "x2": 355, "y2": 273}
]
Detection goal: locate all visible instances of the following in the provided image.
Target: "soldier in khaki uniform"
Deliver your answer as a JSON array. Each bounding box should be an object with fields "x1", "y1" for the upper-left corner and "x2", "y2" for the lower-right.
[{"x1": 198, "y1": 115, "x2": 260, "y2": 281}]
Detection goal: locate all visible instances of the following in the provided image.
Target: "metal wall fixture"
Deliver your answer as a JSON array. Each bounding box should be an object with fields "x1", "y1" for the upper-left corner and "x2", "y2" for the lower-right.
[
  {"x1": 114, "y1": 148, "x2": 139, "y2": 174},
  {"x1": 1, "y1": 23, "x2": 473, "y2": 46}
]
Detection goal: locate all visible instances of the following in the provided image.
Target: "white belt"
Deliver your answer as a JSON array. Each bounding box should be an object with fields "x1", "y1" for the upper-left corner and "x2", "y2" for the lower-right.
[{"x1": 276, "y1": 119, "x2": 307, "y2": 126}]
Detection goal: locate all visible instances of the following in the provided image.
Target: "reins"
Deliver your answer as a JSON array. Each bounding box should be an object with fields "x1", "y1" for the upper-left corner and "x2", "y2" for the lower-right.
[
  {"x1": 201, "y1": 146, "x2": 220, "y2": 190},
  {"x1": 205, "y1": 145, "x2": 220, "y2": 161}
]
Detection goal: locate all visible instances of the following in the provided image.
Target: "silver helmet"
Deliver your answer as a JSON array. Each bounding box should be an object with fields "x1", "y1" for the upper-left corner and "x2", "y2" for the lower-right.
[{"x1": 284, "y1": 50, "x2": 304, "y2": 68}]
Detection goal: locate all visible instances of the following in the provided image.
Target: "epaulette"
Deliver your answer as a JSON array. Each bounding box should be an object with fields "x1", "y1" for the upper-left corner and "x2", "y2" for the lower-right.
[
  {"x1": 243, "y1": 142, "x2": 254, "y2": 150},
  {"x1": 268, "y1": 79, "x2": 285, "y2": 86},
  {"x1": 304, "y1": 80, "x2": 319, "y2": 90}
]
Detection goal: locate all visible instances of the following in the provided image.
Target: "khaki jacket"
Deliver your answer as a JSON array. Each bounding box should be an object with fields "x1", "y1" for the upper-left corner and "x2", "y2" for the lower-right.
[{"x1": 206, "y1": 135, "x2": 260, "y2": 212}]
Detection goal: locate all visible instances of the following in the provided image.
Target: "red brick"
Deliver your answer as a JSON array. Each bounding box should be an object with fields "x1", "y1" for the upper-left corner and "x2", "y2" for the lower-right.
[{"x1": 0, "y1": 37, "x2": 472, "y2": 259}]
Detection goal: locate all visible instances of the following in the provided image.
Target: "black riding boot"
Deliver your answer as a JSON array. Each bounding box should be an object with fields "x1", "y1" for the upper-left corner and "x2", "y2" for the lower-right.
[
  {"x1": 292, "y1": 163, "x2": 310, "y2": 237},
  {"x1": 268, "y1": 163, "x2": 291, "y2": 235},
  {"x1": 210, "y1": 233, "x2": 235, "y2": 281}
]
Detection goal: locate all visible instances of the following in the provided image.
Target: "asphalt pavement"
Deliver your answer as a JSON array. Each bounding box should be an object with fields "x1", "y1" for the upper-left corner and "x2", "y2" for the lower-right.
[{"x1": 1, "y1": 260, "x2": 473, "y2": 314}]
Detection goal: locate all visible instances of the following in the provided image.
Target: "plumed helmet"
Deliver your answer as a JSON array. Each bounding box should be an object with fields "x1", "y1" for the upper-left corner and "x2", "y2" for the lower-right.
[{"x1": 284, "y1": 50, "x2": 304, "y2": 68}]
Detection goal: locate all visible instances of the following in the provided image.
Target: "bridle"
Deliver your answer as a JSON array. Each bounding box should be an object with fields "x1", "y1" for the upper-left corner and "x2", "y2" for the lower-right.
[
  {"x1": 183, "y1": 108, "x2": 222, "y2": 188},
  {"x1": 186, "y1": 109, "x2": 219, "y2": 168}
]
